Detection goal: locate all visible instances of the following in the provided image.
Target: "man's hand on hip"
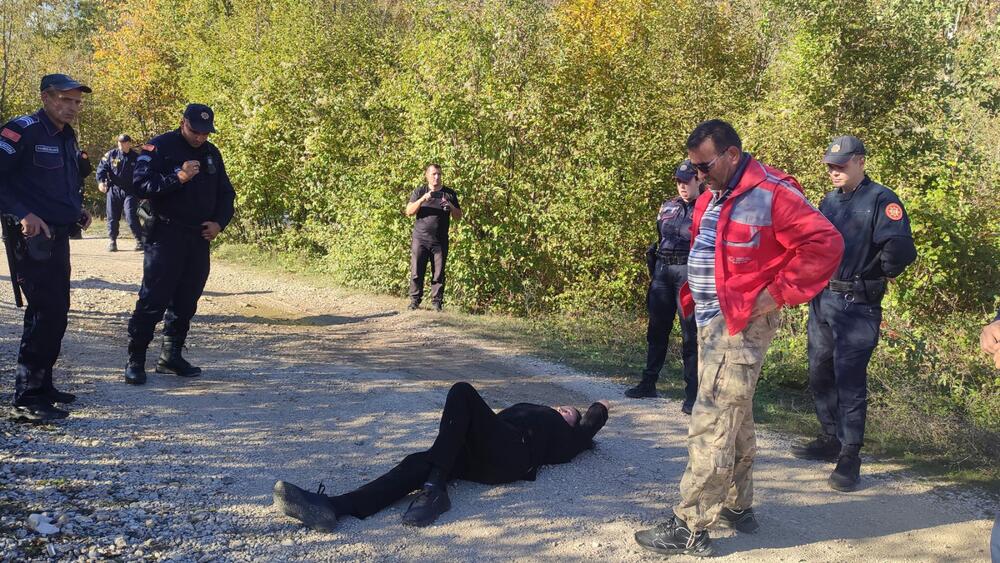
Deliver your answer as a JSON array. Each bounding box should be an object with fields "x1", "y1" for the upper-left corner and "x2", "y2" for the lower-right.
[
  {"x1": 750, "y1": 287, "x2": 779, "y2": 318},
  {"x1": 201, "y1": 221, "x2": 221, "y2": 241}
]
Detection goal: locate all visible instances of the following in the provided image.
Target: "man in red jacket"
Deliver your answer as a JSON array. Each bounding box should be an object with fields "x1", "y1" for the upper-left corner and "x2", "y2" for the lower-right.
[{"x1": 634, "y1": 120, "x2": 843, "y2": 557}]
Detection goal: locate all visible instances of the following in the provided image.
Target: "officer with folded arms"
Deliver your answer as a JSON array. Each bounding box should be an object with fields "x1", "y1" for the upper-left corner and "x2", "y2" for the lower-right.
[
  {"x1": 0, "y1": 74, "x2": 93, "y2": 423},
  {"x1": 124, "y1": 104, "x2": 235, "y2": 385},
  {"x1": 97, "y1": 134, "x2": 143, "y2": 251},
  {"x1": 791, "y1": 135, "x2": 917, "y2": 491}
]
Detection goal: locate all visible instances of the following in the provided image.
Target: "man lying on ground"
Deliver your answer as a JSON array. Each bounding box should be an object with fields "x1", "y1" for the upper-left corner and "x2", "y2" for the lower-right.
[{"x1": 273, "y1": 381, "x2": 609, "y2": 530}]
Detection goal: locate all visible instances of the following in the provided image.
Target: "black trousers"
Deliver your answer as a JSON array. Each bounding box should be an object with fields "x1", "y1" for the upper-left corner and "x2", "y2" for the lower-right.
[
  {"x1": 644, "y1": 261, "x2": 698, "y2": 408},
  {"x1": 106, "y1": 186, "x2": 142, "y2": 241},
  {"x1": 409, "y1": 237, "x2": 447, "y2": 305},
  {"x1": 12, "y1": 233, "x2": 71, "y2": 406},
  {"x1": 807, "y1": 289, "x2": 881, "y2": 447},
  {"x1": 127, "y1": 223, "x2": 211, "y2": 347},
  {"x1": 331, "y1": 382, "x2": 532, "y2": 519}
]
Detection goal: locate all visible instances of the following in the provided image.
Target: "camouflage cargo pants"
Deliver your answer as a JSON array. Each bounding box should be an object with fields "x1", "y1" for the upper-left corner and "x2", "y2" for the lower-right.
[{"x1": 673, "y1": 310, "x2": 780, "y2": 532}]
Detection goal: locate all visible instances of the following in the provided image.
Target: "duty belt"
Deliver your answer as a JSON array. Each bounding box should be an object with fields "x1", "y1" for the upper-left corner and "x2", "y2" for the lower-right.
[
  {"x1": 155, "y1": 215, "x2": 204, "y2": 234},
  {"x1": 827, "y1": 278, "x2": 887, "y2": 304},
  {"x1": 656, "y1": 251, "x2": 688, "y2": 265}
]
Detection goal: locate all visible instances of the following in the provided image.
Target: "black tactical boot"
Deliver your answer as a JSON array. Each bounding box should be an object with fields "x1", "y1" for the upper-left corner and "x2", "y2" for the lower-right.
[
  {"x1": 625, "y1": 376, "x2": 658, "y2": 399},
  {"x1": 791, "y1": 434, "x2": 842, "y2": 462},
  {"x1": 407, "y1": 300, "x2": 420, "y2": 311},
  {"x1": 272, "y1": 481, "x2": 340, "y2": 532},
  {"x1": 12, "y1": 403, "x2": 70, "y2": 424},
  {"x1": 829, "y1": 447, "x2": 862, "y2": 492},
  {"x1": 634, "y1": 516, "x2": 713, "y2": 557},
  {"x1": 432, "y1": 302, "x2": 443, "y2": 312},
  {"x1": 718, "y1": 506, "x2": 759, "y2": 533},
  {"x1": 125, "y1": 341, "x2": 148, "y2": 385},
  {"x1": 401, "y1": 484, "x2": 451, "y2": 527},
  {"x1": 107, "y1": 239, "x2": 117, "y2": 252},
  {"x1": 134, "y1": 239, "x2": 144, "y2": 251},
  {"x1": 156, "y1": 337, "x2": 201, "y2": 377},
  {"x1": 40, "y1": 368, "x2": 76, "y2": 404}
]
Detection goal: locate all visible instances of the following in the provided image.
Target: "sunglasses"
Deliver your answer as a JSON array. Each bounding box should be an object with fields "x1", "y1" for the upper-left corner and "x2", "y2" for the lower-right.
[{"x1": 689, "y1": 154, "x2": 721, "y2": 174}]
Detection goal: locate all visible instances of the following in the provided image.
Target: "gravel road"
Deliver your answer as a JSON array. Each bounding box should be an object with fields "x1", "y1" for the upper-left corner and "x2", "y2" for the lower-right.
[{"x1": 0, "y1": 234, "x2": 995, "y2": 562}]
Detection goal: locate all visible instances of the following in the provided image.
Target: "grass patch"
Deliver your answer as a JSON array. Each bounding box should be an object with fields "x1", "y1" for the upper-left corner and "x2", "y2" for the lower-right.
[{"x1": 214, "y1": 242, "x2": 998, "y2": 490}]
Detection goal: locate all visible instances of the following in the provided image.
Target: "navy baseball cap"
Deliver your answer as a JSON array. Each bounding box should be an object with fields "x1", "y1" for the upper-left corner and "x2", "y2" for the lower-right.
[
  {"x1": 674, "y1": 159, "x2": 697, "y2": 182},
  {"x1": 823, "y1": 135, "x2": 866, "y2": 165},
  {"x1": 182, "y1": 103, "x2": 216, "y2": 133},
  {"x1": 40, "y1": 73, "x2": 92, "y2": 93},
  {"x1": 117, "y1": 134, "x2": 132, "y2": 142}
]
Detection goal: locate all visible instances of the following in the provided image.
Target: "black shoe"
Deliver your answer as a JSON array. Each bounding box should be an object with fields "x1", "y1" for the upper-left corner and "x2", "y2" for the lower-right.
[
  {"x1": 718, "y1": 506, "x2": 759, "y2": 533},
  {"x1": 829, "y1": 452, "x2": 861, "y2": 492},
  {"x1": 156, "y1": 337, "x2": 201, "y2": 377},
  {"x1": 432, "y1": 302, "x2": 442, "y2": 312},
  {"x1": 107, "y1": 240, "x2": 117, "y2": 252},
  {"x1": 407, "y1": 301, "x2": 420, "y2": 311},
  {"x1": 401, "y1": 484, "x2": 451, "y2": 527},
  {"x1": 134, "y1": 240, "x2": 144, "y2": 251},
  {"x1": 791, "y1": 434, "x2": 842, "y2": 462},
  {"x1": 624, "y1": 379, "x2": 658, "y2": 399},
  {"x1": 634, "y1": 517, "x2": 713, "y2": 557},
  {"x1": 681, "y1": 402, "x2": 693, "y2": 415},
  {"x1": 272, "y1": 481, "x2": 339, "y2": 532},
  {"x1": 125, "y1": 361, "x2": 147, "y2": 385},
  {"x1": 41, "y1": 388, "x2": 76, "y2": 404},
  {"x1": 12, "y1": 403, "x2": 70, "y2": 424}
]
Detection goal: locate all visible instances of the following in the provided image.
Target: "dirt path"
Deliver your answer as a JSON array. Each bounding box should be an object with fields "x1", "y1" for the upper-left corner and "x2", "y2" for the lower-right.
[{"x1": 0, "y1": 234, "x2": 995, "y2": 562}]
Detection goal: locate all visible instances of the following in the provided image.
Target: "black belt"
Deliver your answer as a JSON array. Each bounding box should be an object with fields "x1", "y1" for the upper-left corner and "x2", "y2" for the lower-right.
[
  {"x1": 827, "y1": 278, "x2": 886, "y2": 304},
  {"x1": 656, "y1": 252, "x2": 688, "y2": 265},
  {"x1": 155, "y1": 215, "x2": 204, "y2": 234}
]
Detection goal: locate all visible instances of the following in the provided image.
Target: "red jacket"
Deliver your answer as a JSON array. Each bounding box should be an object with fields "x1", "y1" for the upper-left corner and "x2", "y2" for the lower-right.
[{"x1": 680, "y1": 156, "x2": 844, "y2": 335}]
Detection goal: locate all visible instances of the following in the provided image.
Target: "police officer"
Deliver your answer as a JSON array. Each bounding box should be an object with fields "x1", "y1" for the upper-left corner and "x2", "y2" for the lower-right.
[
  {"x1": 791, "y1": 136, "x2": 917, "y2": 491},
  {"x1": 96, "y1": 134, "x2": 143, "y2": 251},
  {"x1": 625, "y1": 161, "x2": 702, "y2": 413},
  {"x1": 124, "y1": 104, "x2": 235, "y2": 385},
  {"x1": 0, "y1": 74, "x2": 93, "y2": 423},
  {"x1": 405, "y1": 164, "x2": 462, "y2": 311}
]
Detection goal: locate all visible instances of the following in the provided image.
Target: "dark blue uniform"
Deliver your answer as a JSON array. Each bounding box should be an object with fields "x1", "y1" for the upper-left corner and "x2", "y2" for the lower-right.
[
  {"x1": 96, "y1": 147, "x2": 143, "y2": 242},
  {"x1": 0, "y1": 109, "x2": 86, "y2": 406},
  {"x1": 643, "y1": 196, "x2": 698, "y2": 408},
  {"x1": 807, "y1": 176, "x2": 917, "y2": 447},
  {"x1": 127, "y1": 129, "x2": 235, "y2": 349},
  {"x1": 408, "y1": 186, "x2": 460, "y2": 307}
]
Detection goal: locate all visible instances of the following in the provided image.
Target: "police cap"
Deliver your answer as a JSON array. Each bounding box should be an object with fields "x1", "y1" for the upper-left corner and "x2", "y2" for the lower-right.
[
  {"x1": 40, "y1": 73, "x2": 92, "y2": 93},
  {"x1": 823, "y1": 135, "x2": 866, "y2": 165},
  {"x1": 183, "y1": 103, "x2": 216, "y2": 134},
  {"x1": 674, "y1": 159, "x2": 697, "y2": 182}
]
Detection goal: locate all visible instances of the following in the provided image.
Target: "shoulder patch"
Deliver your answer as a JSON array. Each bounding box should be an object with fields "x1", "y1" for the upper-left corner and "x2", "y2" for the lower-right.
[
  {"x1": 1, "y1": 128, "x2": 21, "y2": 143},
  {"x1": 142, "y1": 143, "x2": 156, "y2": 152},
  {"x1": 13, "y1": 115, "x2": 38, "y2": 128},
  {"x1": 0, "y1": 141, "x2": 14, "y2": 155},
  {"x1": 885, "y1": 203, "x2": 903, "y2": 221}
]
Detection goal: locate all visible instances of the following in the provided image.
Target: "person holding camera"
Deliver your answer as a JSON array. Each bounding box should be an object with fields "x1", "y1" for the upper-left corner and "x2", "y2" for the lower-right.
[
  {"x1": 0, "y1": 74, "x2": 94, "y2": 423},
  {"x1": 791, "y1": 136, "x2": 917, "y2": 492},
  {"x1": 404, "y1": 163, "x2": 462, "y2": 312}
]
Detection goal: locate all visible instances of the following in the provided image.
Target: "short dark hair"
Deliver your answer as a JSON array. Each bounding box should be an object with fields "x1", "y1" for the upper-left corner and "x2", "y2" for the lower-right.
[
  {"x1": 425, "y1": 163, "x2": 441, "y2": 172},
  {"x1": 686, "y1": 119, "x2": 742, "y2": 153}
]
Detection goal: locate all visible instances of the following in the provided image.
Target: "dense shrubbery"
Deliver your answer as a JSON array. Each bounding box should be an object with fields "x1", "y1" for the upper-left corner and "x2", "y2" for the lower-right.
[{"x1": 2, "y1": 0, "x2": 998, "y2": 468}]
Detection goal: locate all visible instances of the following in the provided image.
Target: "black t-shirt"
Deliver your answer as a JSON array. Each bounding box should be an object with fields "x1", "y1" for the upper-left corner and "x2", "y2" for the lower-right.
[{"x1": 409, "y1": 186, "x2": 460, "y2": 242}]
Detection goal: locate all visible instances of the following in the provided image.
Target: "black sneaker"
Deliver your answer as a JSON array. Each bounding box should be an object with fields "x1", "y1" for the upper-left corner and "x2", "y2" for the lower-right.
[
  {"x1": 134, "y1": 240, "x2": 144, "y2": 251},
  {"x1": 718, "y1": 506, "x2": 759, "y2": 533},
  {"x1": 828, "y1": 453, "x2": 861, "y2": 492},
  {"x1": 41, "y1": 388, "x2": 76, "y2": 404},
  {"x1": 634, "y1": 517, "x2": 713, "y2": 557},
  {"x1": 12, "y1": 403, "x2": 70, "y2": 424},
  {"x1": 407, "y1": 301, "x2": 420, "y2": 311},
  {"x1": 624, "y1": 381, "x2": 658, "y2": 399},
  {"x1": 401, "y1": 484, "x2": 451, "y2": 527},
  {"x1": 791, "y1": 434, "x2": 842, "y2": 462},
  {"x1": 107, "y1": 240, "x2": 117, "y2": 252},
  {"x1": 272, "y1": 481, "x2": 339, "y2": 532},
  {"x1": 681, "y1": 402, "x2": 693, "y2": 415}
]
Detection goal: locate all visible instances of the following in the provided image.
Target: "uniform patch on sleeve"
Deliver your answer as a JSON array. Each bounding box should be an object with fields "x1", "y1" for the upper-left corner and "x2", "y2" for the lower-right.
[
  {"x1": 13, "y1": 115, "x2": 38, "y2": 128},
  {"x1": 137, "y1": 155, "x2": 152, "y2": 162},
  {"x1": 0, "y1": 141, "x2": 14, "y2": 154},
  {"x1": 142, "y1": 143, "x2": 156, "y2": 152},
  {"x1": 885, "y1": 203, "x2": 903, "y2": 221},
  {"x1": 1, "y1": 128, "x2": 20, "y2": 143}
]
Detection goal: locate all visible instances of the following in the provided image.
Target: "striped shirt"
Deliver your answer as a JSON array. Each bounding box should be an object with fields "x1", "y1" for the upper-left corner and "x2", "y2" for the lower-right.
[{"x1": 688, "y1": 154, "x2": 751, "y2": 327}]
